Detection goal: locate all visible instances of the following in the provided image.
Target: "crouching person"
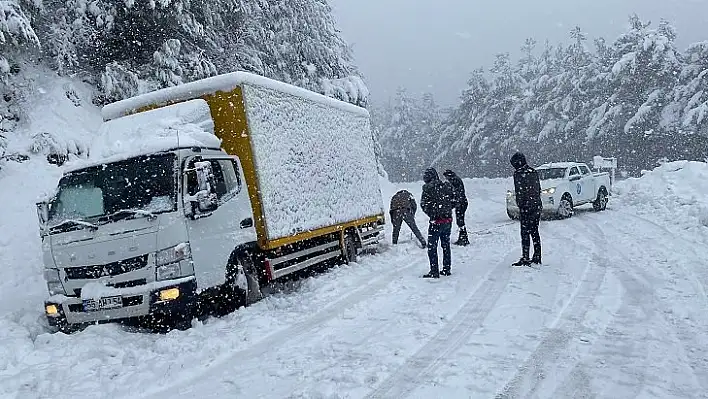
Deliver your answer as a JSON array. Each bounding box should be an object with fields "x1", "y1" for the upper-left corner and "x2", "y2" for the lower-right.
[{"x1": 389, "y1": 189, "x2": 427, "y2": 248}]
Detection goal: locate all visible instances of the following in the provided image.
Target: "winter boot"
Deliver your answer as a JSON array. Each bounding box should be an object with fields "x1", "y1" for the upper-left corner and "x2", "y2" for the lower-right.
[
  {"x1": 441, "y1": 268, "x2": 451, "y2": 276},
  {"x1": 531, "y1": 253, "x2": 542, "y2": 265},
  {"x1": 422, "y1": 271, "x2": 440, "y2": 278},
  {"x1": 512, "y1": 257, "x2": 531, "y2": 267},
  {"x1": 454, "y1": 227, "x2": 470, "y2": 246}
]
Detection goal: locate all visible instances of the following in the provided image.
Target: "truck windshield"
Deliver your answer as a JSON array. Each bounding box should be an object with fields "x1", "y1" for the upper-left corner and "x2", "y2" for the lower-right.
[
  {"x1": 48, "y1": 153, "x2": 177, "y2": 227},
  {"x1": 537, "y1": 168, "x2": 566, "y2": 180}
]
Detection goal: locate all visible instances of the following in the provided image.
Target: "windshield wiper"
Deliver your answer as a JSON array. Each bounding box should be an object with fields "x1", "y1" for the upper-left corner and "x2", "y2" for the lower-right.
[
  {"x1": 49, "y1": 219, "x2": 99, "y2": 233},
  {"x1": 99, "y1": 209, "x2": 157, "y2": 223}
]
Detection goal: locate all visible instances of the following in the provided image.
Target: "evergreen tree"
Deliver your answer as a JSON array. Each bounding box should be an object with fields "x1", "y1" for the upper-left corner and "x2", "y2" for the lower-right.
[{"x1": 430, "y1": 14, "x2": 708, "y2": 178}]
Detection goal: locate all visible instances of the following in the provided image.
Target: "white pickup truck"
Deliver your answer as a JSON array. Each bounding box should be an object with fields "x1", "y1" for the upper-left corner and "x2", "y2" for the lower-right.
[{"x1": 506, "y1": 162, "x2": 611, "y2": 219}]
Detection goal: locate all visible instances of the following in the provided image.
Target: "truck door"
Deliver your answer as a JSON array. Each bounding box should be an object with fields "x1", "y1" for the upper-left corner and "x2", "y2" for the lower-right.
[
  {"x1": 183, "y1": 155, "x2": 257, "y2": 289},
  {"x1": 578, "y1": 165, "x2": 595, "y2": 202},
  {"x1": 568, "y1": 166, "x2": 583, "y2": 202}
]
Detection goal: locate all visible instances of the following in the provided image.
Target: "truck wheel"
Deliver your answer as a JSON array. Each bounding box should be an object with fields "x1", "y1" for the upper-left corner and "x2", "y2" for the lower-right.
[
  {"x1": 558, "y1": 195, "x2": 574, "y2": 219},
  {"x1": 593, "y1": 188, "x2": 608, "y2": 211},
  {"x1": 226, "y1": 255, "x2": 263, "y2": 310},
  {"x1": 344, "y1": 234, "x2": 358, "y2": 264}
]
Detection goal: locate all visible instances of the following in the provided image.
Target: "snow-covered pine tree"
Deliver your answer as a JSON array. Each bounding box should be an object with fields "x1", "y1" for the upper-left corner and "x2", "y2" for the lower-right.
[
  {"x1": 586, "y1": 15, "x2": 683, "y2": 174},
  {"x1": 434, "y1": 68, "x2": 491, "y2": 176},
  {"x1": 675, "y1": 41, "x2": 708, "y2": 136},
  {"x1": 0, "y1": 0, "x2": 40, "y2": 76},
  {"x1": 153, "y1": 39, "x2": 185, "y2": 88},
  {"x1": 37, "y1": 0, "x2": 367, "y2": 106},
  {"x1": 377, "y1": 88, "x2": 443, "y2": 181},
  {"x1": 215, "y1": 0, "x2": 368, "y2": 107},
  {"x1": 0, "y1": 0, "x2": 41, "y2": 158}
]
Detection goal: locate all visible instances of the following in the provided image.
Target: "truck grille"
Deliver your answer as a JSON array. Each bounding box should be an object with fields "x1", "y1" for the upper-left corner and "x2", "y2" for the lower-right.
[
  {"x1": 64, "y1": 255, "x2": 149, "y2": 280},
  {"x1": 72, "y1": 279, "x2": 147, "y2": 297}
]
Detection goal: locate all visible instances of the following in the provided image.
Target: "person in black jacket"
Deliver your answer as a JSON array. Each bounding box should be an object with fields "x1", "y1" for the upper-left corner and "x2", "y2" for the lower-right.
[
  {"x1": 510, "y1": 152, "x2": 542, "y2": 266},
  {"x1": 443, "y1": 169, "x2": 470, "y2": 246},
  {"x1": 389, "y1": 190, "x2": 427, "y2": 248},
  {"x1": 420, "y1": 168, "x2": 455, "y2": 278}
]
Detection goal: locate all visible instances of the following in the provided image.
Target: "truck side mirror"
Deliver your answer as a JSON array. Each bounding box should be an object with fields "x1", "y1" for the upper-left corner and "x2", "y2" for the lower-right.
[
  {"x1": 569, "y1": 175, "x2": 581, "y2": 182},
  {"x1": 36, "y1": 202, "x2": 49, "y2": 225},
  {"x1": 192, "y1": 161, "x2": 218, "y2": 213},
  {"x1": 36, "y1": 201, "x2": 50, "y2": 236}
]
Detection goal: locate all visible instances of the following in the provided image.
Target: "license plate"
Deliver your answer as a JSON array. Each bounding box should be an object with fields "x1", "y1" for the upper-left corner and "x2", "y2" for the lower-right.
[{"x1": 83, "y1": 296, "x2": 122, "y2": 312}]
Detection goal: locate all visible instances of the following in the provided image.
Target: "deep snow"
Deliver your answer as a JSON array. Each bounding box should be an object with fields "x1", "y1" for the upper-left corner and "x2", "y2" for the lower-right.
[
  {"x1": 1, "y1": 76, "x2": 708, "y2": 398},
  {"x1": 2, "y1": 157, "x2": 708, "y2": 398}
]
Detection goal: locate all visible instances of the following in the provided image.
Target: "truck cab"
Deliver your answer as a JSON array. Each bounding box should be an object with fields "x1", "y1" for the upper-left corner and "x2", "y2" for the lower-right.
[
  {"x1": 506, "y1": 161, "x2": 612, "y2": 219},
  {"x1": 38, "y1": 146, "x2": 257, "y2": 331}
]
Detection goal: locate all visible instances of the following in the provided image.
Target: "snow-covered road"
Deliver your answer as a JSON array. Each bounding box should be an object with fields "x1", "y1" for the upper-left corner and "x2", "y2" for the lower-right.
[{"x1": 1, "y1": 161, "x2": 708, "y2": 399}]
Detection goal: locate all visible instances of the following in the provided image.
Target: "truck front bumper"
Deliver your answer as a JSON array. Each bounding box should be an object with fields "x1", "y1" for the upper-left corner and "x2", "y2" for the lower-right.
[{"x1": 44, "y1": 277, "x2": 197, "y2": 328}]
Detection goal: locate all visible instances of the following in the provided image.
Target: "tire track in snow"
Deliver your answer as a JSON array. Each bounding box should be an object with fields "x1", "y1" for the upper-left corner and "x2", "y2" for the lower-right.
[
  {"x1": 134, "y1": 253, "x2": 426, "y2": 399},
  {"x1": 550, "y1": 271, "x2": 648, "y2": 399},
  {"x1": 493, "y1": 218, "x2": 607, "y2": 399},
  {"x1": 585, "y1": 216, "x2": 708, "y2": 395},
  {"x1": 364, "y1": 250, "x2": 516, "y2": 399}
]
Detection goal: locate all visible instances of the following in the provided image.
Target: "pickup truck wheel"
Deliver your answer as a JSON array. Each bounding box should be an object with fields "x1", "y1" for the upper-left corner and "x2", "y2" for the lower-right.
[
  {"x1": 344, "y1": 234, "x2": 358, "y2": 264},
  {"x1": 558, "y1": 195, "x2": 574, "y2": 219},
  {"x1": 593, "y1": 189, "x2": 608, "y2": 211}
]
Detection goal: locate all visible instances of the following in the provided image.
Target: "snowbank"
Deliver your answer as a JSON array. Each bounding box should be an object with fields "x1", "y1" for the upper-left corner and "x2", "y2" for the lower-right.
[
  {"x1": 243, "y1": 83, "x2": 384, "y2": 240},
  {"x1": 614, "y1": 160, "x2": 708, "y2": 240},
  {"x1": 4, "y1": 64, "x2": 103, "y2": 160}
]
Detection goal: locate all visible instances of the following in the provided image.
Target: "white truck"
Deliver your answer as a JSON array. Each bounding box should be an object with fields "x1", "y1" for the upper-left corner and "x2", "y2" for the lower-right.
[
  {"x1": 506, "y1": 161, "x2": 612, "y2": 219},
  {"x1": 36, "y1": 72, "x2": 385, "y2": 332}
]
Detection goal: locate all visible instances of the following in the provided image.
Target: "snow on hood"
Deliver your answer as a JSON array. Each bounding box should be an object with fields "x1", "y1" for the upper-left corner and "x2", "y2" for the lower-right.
[{"x1": 64, "y1": 99, "x2": 220, "y2": 172}]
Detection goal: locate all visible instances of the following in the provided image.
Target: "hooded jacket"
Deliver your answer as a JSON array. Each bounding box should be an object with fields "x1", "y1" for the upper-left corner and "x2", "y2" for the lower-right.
[
  {"x1": 421, "y1": 168, "x2": 454, "y2": 221},
  {"x1": 443, "y1": 169, "x2": 468, "y2": 207},
  {"x1": 510, "y1": 152, "x2": 542, "y2": 211},
  {"x1": 389, "y1": 190, "x2": 417, "y2": 214}
]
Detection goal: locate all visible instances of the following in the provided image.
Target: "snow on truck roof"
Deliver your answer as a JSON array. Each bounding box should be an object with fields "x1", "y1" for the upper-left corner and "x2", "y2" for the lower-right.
[
  {"x1": 101, "y1": 71, "x2": 370, "y2": 122},
  {"x1": 64, "y1": 99, "x2": 220, "y2": 173}
]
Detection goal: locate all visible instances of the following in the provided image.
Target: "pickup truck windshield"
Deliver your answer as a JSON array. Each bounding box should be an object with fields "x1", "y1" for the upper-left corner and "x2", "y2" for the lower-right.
[
  {"x1": 48, "y1": 153, "x2": 177, "y2": 227},
  {"x1": 537, "y1": 168, "x2": 567, "y2": 180}
]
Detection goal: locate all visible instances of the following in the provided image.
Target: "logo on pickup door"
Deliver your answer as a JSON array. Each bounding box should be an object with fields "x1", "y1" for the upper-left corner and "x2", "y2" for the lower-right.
[{"x1": 576, "y1": 183, "x2": 582, "y2": 195}]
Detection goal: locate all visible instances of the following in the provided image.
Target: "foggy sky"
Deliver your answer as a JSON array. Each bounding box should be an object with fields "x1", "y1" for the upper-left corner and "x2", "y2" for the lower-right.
[{"x1": 330, "y1": 0, "x2": 708, "y2": 107}]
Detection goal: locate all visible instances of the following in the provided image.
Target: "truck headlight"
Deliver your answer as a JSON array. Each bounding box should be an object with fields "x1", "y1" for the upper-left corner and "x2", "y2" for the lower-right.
[
  {"x1": 156, "y1": 263, "x2": 181, "y2": 281},
  {"x1": 156, "y1": 243, "x2": 191, "y2": 266},
  {"x1": 541, "y1": 187, "x2": 556, "y2": 195},
  {"x1": 44, "y1": 269, "x2": 64, "y2": 295},
  {"x1": 47, "y1": 282, "x2": 64, "y2": 296}
]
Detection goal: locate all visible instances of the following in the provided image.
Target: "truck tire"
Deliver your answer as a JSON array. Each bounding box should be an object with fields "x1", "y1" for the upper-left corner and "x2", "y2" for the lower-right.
[
  {"x1": 593, "y1": 188, "x2": 608, "y2": 211},
  {"x1": 557, "y1": 194, "x2": 574, "y2": 219},
  {"x1": 226, "y1": 254, "x2": 263, "y2": 311},
  {"x1": 344, "y1": 234, "x2": 358, "y2": 264}
]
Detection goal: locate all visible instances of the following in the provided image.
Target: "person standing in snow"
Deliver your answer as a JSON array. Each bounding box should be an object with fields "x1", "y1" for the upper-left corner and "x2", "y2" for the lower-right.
[
  {"x1": 389, "y1": 190, "x2": 427, "y2": 248},
  {"x1": 443, "y1": 169, "x2": 470, "y2": 246},
  {"x1": 510, "y1": 152, "x2": 542, "y2": 266},
  {"x1": 420, "y1": 167, "x2": 455, "y2": 278}
]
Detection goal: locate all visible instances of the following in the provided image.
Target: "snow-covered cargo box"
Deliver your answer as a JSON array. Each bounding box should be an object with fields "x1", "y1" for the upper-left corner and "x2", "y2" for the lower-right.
[{"x1": 102, "y1": 72, "x2": 385, "y2": 250}]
